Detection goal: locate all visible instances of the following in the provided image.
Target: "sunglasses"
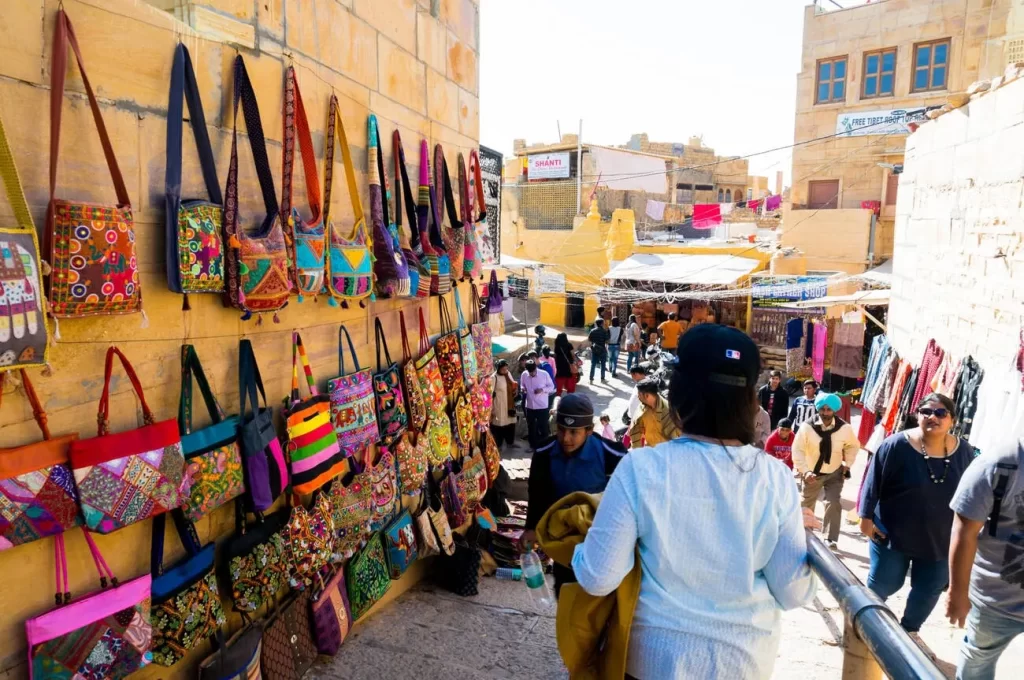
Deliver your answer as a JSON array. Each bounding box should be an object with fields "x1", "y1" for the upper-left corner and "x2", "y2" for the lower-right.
[{"x1": 917, "y1": 407, "x2": 950, "y2": 419}]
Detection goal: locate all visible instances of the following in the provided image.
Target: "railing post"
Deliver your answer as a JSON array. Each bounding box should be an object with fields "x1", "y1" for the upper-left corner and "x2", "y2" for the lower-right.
[{"x1": 841, "y1": 618, "x2": 883, "y2": 680}]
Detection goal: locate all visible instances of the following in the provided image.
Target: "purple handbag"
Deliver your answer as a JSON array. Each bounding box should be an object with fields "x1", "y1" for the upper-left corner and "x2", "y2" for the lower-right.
[
  {"x1": 238, "y1": 339, "x2": 289, "y2": 511},
  {"x1": 310, "y1": 566, "x2": 352, "y2": 656}
]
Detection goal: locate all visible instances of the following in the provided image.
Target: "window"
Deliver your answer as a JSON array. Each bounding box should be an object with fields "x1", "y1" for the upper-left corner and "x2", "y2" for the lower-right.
[
  {"x1": 815, "y1": 56, "x2": 847, "y2": 104},
  {"x1": 718, "y1": 188, "x2": 724, "y2": 202},
  {"x1": 862, "y1": 48, "x2": 896, "y2": 98},
  {"x1": 912, "y1": 39, "x2": 950, "y2": 92},
  {"x1": 747, "y1": 188, "x2": 753, "y2": 201},
  {"x1": 725, "y1": 189, "x2": 732, "y2": 202},
  {"x1": 807, "y1": 180, "x2": 839, "y2": 209},
  {"x1": 885, "y1": 173, "x2": 899, "y2": 206}
]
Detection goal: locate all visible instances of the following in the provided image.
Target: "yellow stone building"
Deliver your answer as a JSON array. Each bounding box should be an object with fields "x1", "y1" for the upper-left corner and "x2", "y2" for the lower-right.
[{"x1": 786, "y1": 0, "x2": 1020, "y2": 273}]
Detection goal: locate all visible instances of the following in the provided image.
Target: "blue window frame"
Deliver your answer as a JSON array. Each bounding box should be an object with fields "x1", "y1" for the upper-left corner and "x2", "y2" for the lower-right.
[
  {"x1": 862, "y1": 48, "x2": 896, "y2": 99},
  {"x1": 913, "y1": 39, "x2": 950, "y2": 92},
  {"x1": 815, "y1": 56, "x2": 847, "y2": 104}
]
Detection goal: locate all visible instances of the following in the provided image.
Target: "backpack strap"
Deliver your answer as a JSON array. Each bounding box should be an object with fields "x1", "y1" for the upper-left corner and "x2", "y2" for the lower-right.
[{"x1": 988, "y1": 461, "x2": 1019, "y2": 536}]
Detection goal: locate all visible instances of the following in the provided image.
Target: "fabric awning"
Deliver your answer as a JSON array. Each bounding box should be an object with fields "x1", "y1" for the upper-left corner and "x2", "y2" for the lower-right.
[
  {"x1": 854, "y1": 260, "x2": 893, "y2": 286},
  {"x1": 498, "y1": 254, "x2": 544, "y2": 269},
  {"x1": 601, "y1": 253, "x2": 760, "y2": 286},
  {"x1": 781, "y1": 289, "x2": 890, "y2": 308}
]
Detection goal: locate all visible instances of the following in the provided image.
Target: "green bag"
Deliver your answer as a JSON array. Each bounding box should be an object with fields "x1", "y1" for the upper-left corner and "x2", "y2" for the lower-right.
[{"x1": 345, "y1": 532, "x2": 391, "y2": 620}]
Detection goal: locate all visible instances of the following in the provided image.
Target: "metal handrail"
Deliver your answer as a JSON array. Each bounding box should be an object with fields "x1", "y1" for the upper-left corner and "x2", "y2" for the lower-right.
[{"x1": 805, "y1": 531, "x2": 947, "y2": 679}]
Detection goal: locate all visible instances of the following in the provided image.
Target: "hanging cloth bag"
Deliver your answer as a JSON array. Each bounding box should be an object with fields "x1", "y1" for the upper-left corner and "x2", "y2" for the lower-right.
[
  {"x1": 327, "y1": 463, "x2": 373, "y2": 562},
  {"x1": 238, "y1": 339, "x2": 288, "y2": 511},
  {"x1": 384, "y1": 510, "x2": 418, "y2": 580},
  {"x1": 470, "y1": 282, "x2": 494, "y2": 377},
  {"x1": 0, "y1": 370, "x2": 80, "y2": 549},
  {"x1": 454, "y1": 286, "x2": 479, "y2": 383},
  {"x1": 47, "y1": 10, "x2": 141, "y2": 319},
  {"x1": 394, "y1": 130, "x2": 430, "y2": 298},
  {"x1": 198, "y1": 621, "x2": 264, "y2": 680},
  {"x1": 435, "y1": 296, "x2": 466, "y2": 399},
  {"x1": 260, "y1": 591, "x2": 318, "y2": 680},
  {"x1": 400, "y1": 309, "x2": 428, "y2": 432},
  {"x1": 323, "y1": 95, "x2": 374, "y2": 307},
  {"x1": 309, "y1": 565, "x2": 353, "y2": 657},
  {"x1": 26, "y1": 529, "x2": 153, "y2": 679},
  {"x1": 150, "y1": 511, "x2": 225, "y2": 667},
  {"x1": 435, "y1": 145, "x2": 465, "y2": 283},
  {"x1": 427, "y1": 143, "x2": 452, "y2": 295},
  {"x1": 393, "y1": 429, "x2": 429, "y2": 498},
  {"x1": 368, "y1": 116, "x2": 410, "y2": 298},
  {"x1": 222, "y1": 55, "x2": 290, "y2": 321},
  {"x1": 280, "y1": 66, "x2": 326, "y2": 302},
  {"x1": 469, "y1": 149, "x2": 495, "y2": 271},
  {"x1": 486, "y1": 269, "x2": 504, "y2": 314},
  {"x1": 285, "y1": 332, "x2": 346, "y2": 496},
  {"x1": 372, "y1": 318, "x2": 408, "y2": 447},
  {"x1": 0, "y1": 108, "x2": 50, "y2": 366},
  {"x1": 178, "y1": 345, "x2": 244, "y2": 522},
  {"x1": 328, "y1": 325, "x2": 379, "y2": 459},
  {"x1": 458, "y1": 152, "x2": 482, "y2": 280},
  {"x1": 283, "y1": 490, "x2": 334, "y2": 591},
  {"x1": 221, "y1": 503, "x2": 289, "y2": 613},
  {"x1": 345, "y1": 532, "x2": 392, "y2": 620},
  {"x1": 165, "y1": 43, "x2": 224, "y2": 303},
  {"x1": 415, "y1": 307, "x2": 455, "y2": 465},
  {"x1": 70, "y1": 347, "x2": 187, "y2": 534},
  {"x1": 367, "y1": 447, "x2": 399, "y2": 532}
]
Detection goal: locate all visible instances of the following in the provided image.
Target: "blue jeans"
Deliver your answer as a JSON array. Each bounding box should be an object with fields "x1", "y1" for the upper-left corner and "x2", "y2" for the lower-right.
[
  {"x1": 608, "y1": 345, "x2": 621, "y2": 375},
  {"x1": 957, "y1": 604, "x2": 1024, "y2": 680},
  {"x1": 626, "y1": 350, "x2": 640, "y2": 373},
  {"x1": 590, "y1": 354, "x2": 607, "y2": 381},
  {"x1": 866, "y1": 539, "x2": 949, "y2": 632}
]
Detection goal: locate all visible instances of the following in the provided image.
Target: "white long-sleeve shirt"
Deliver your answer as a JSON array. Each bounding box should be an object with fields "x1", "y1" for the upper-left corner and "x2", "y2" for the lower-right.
[
  {"x1": 791, "y1": 418, "x2": 860, "y2": 475},
  {"x1": 519, "y1": 369, "x2": 555, "y2": 410},
  {"x1": 571, "y1": 440, "x2": 815, "y2": 679}
]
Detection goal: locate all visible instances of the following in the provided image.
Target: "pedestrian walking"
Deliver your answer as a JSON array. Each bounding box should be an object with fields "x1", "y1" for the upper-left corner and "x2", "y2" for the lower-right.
[
  {"x1": 792, "y1": 392, "x2": 860, "y2": 550},
  {"x1": 948, "y1": 438, "x2": 1024, "y2": 679},
  {"x1": 764, "y1": 418, "x2": 795, "y2": 469},
  {"x1": 607, "y1": 318, "x2": 623, "y2": 377},
  {"x1": 788, "y1": 379, "x2": 819, "y2": 430},
  {"x1": 599, "y1": 414, "x2": 616, "y2": 441},
  {"x1": 758, "y1": 370, "x2": 790, "y2": 429},
  {"x1": 553, "y1": 332, "x2": 579, "y2": 396},
  {"x1": 520, "y1": 359, "x2": 556, "y2": 449},
  {"x1": 490, "y1": 359, "x2": 519, "y2": 449},
  {"x1": 588, "y1": 319, "x2": 610, "y2": 383},
  {"x1": 859, "y1": 394, "x2": 973, "y2": 633},
  {"x1": 533, "y1": 324, "x2": 547, "y2": 354},
  {"x1": 625, "y1": 314, "x2": 642, "y2": 373},
  {"x1": 658, "y1": 312, "x2": 684, "y2": 353}
]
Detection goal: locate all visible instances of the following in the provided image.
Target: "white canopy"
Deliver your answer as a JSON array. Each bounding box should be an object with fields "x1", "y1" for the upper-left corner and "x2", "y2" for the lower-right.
[
  {"x1": 855, "y1": 260, "x2": 893, "y2": 287},
  {"x1": 498, "y1": 254, "x2": 544, "y2": 269},
  {"x1": 782, "y1": 289, "x2": 891, "y2": 308},
  {"x1": 602, "y1": 253, "x2": 761, "y2": 286}
]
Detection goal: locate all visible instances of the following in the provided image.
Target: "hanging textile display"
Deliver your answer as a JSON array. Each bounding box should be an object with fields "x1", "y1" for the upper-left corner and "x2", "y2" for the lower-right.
[
  {"x1": 692, "y1": 204, "x2": 722, "y2": 230},
  {"x1": 419, "y1": 140, "x2": 447, "y2": 296},
  {"x1": 458, "y1": 153, "x2": 482, "y2": 281},
  {"x1": 368, "y1": 115, "x2": 410, "y2": 298},
  {"x1": 831, "y1": 322, "x2": 865, "y2": 379},
  {"x1": 328, "y1": 466, "x2": 373, "y2": 562},
  {"x1": 469, "y1": 150, "x2": 496, "y2": 269},
  {"x1": 911, "y1": 339, "x2": 945, "y2": 407},
  {"x1": 812, "y1": 322, "x2": 828, "y2": 383},
  {"x1": 952, "y1": 356, "x2": 984, "y2": 439}
]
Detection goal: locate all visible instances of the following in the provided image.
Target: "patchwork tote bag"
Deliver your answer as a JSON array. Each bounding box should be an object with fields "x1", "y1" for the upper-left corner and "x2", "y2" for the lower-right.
[
  {"x1": 165, "y1": 42, "x2": 224, "y2": 306},
  {"x1": 469, "y1": 149, "x2": 495, "y2": 271},
  {"x1": 47, "y1": 10, "x2": 141, "y2": 319},
  {"x1": 222, "y1": 55, "x2": 290, "y2": 321},
  {"x1": 238, "y1": 339, "x2": 288, "y2": 511},
  {"x1": 394, "y1": 130, "x2": 430, "y2": 298},
  {"x1": 384, "y1": 509, "x2": 418, "y2": 579},
  {"x1": 415, "y1": 307, "x2": 454, "y2": 465},
  {"x1": 27, "y1": 529, "x2": 153, "y2": 679},
  {"x1": 426, "y1": 143, "x2": 452, "y2": 295},
  {"x1": 372, "y1": 317, "x2": 408, "y2": 448},
  {"x1": 69, "y1": 347, "x2": 187, "y2": 534},
  {"x1": 435, "y1": 295, "x2": 466, "y2": 399},
  {"x1": 222, "y1": 502, "x2": 289, "y2": 613},
  {"x1": 178, "y1": 344, "x2": 244, "y2": 522},
  {"x1": 0, "y1": 109, "x2": 50, "y2": 367},
  {"x1": 329, "y1": 325, "x2": 379, "y2": 459},
  {"x1": 323, "y1": 94, "x2": 374, "y2": 307},
  {"x1": 0, "y1": 370, "x2": 80, "y2": 550},
  {"x1": 260, "y1": 592, "x2": 317, "y2": 680},
  {"x1": 280, "y1": 66, "x2": 326, "y2": 302},
  {"x1": 345, "y1": 531, "x2": 392, "y2": 620},
  {"x1": 309, "y1": 565, "x2": 352, "y2": 657},
  {"x1": 285, "y1": 332, "x2": 346, "y2": 496},
  {"x1": 458, "y1": 152, "x2": 482, "y2": 281},
  {"x1": 368, "y1": 116, "x2": 410, "y2": 298},
  {"x1": 198, "y1": 621, "x2": 263, "y2": 680},
  {"x1": 327, "y1": 462, "x2": 373, "y2": 562},
  {"x1": 399, "y1": 310, "x2": 427, "y2": 432},
  {"x1": 367, "y1": 447, "x2": 399, "y2": 532},
  {"x1": 435, "y1": 145, "x2": 465, "y2": 282},
  {"x1": 150, "y1": 511, "x2": 225, "y2": 667}
]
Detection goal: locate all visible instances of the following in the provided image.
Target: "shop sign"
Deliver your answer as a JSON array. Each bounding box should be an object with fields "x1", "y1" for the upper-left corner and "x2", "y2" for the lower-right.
[
  {"x1": 527, "y1": 152, "x2": 571, "y2": 179},
  {"x1": 834, "y1": 107, "x2": 936, "y2": 138},
  {"x1": 752, "y1": 275, "x2": 829, "y2": 308},
  {"x1": 536, "y1": 271, "x2": 566, "y2": 294}
]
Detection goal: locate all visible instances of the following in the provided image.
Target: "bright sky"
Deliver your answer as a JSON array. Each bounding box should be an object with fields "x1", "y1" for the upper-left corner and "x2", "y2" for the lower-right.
[{"x1": 479, "y1": 0, "x2": 845, "y2": 184}]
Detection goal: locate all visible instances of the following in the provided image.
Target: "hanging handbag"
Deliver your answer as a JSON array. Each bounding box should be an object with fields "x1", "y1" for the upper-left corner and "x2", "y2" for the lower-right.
[
  {"x1": 425, "y1": 469, "x2": 456, "y2": 556},
  {"x1": 384, "y1": 510, "x2": 418, "y2": 579},
  {"x1": 323, "y1": 94, "x2": 373, "y2": 307},
  {"x1": 454, "y1": 286, "x2": 479, "y2": 384},
  {"x1": 0, "y1": 371, "x2": 80, "y2": 550},
  {"x1": 482, "y1": 429, "x2": 501, "y2": 485},
  {"x1": 471, "y1": 372, "x2": 495, "y2": 433},
  {"x1": 238, "y1": 339, "x2": 288, "y2": 511},
  {"x1": 399, "y1": 310, "x2": 428, "y2": 432},
  {"x1": 394, "y1": 130, "x2": 431, "y2": 298},
  {"x1": 27, "y1": 529, "x2": 153, "y2": 679},
  {"x1": 327, "y1": 463, "x2": 373, "y2": 562},
  {"x1": 486, "y1": 269, "x2": 504, "y2": 315},
  {"x1": 329, "y1": 325, "x2": 379, "y2": 458},
  {"x1": 469, "y1": 149, "x2": 496, "y2": 270},
  {"x1": 450, "y1": 390, "x2": 475, "y2": 457},
  {"x1": 457, "y1": 451, "x2": 488, "y2": 509},
  {"x1": 470, "y1": 282, "x2": 494, "y2": 378},
  {"x1": 70, "y1": 347, "x2": 187, "y2": 534},
  {"x1": 415, "y1": 308, "x2": 454, "y2": 465},
  {"x1": 47, "y1": 10, "x2": 141, "y2": 319},
  {"x1": 368, "y1": 116, "x2": 411, "y2": 298},
  {"x1": 372, "y1": 318, "x2": 408, "y2": 448},
  {"x1": 435, "y1": 296, "x2": 466, "y2": 399},
  {"x1": 309, "y1": 565, "x2": 352, "y2": 657},
  {"x1": 0, "y1": 110, "x2": 49, "y2": 367},
  {"x1": 345, "y1": 532, "x2": 392, "y2": 620},
  {"x1": 436, "y1": 533, "x2": 481, "y2": 597},
  {"x1": 198, "y1": 622, "x2": 263, "y2": 680},
  {"x1": 434, "y1": 145, "x2": 465, "y2": 282},
  {"x1": 393, "y1": 430, "x2": 428, "y2": 497},
  {"x1": 178, "y1": 344, "x2": 244, "y2": 522},
  {"x1": 222, "y1": 55, "x2": 290, "y2": 320},
  {"x1": 222, "y1": 503, "x2": 289, "y2": 613},
  {"x1": 283, "y1": 490, "x2": 334, "y2": 591},
  {"x1": 426, "y1": 142, "x2": 452, "y2": 296},
  {"x1": 413, "y1": 508, "x2": 440, "y2": 558},
  {"x1": 458, "y1": 152, "x2": 482, "y2": 281},
  {"x1": 285, "y1": 332, "x2": 346, "y2": 495},
  {"x1": 367, "y1": 447, "x2": 399, "y2": 531},
  {"x1": 440, "y1": 463, "x2": 468, "y2": 529},
  {"x1": 260, "y1": 592, "x2": 317, "y2": 680},
  {"x1": 165, "y1": 43, "x2": 224, "y2": 303},
  {"x1": 150, "y1": 511, "x2": 225, "y2": 667},
  {"x1": 280, "y1": 66, "x2": 326, "y2": 302}
]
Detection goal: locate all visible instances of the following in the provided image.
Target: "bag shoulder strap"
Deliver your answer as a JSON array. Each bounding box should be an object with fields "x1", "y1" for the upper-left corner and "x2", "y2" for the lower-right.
[
  {"x1": 323, "y1": 94, "x2": 364, "y2": 233},
  {"x1": 0, "y1": 370, "x2": 51, "y2": 440},
  {"x1": 151, "y1": 509, "x2": 203, "y2": 577},
  {"x1": 400, "y1": 310, "x2": 413, "y2": 363},
  {"x1": 438, "y1": 295, "x2": 453, "y2": 334},
  {"x1": 453, "y1": 287, "x2": 466, "y2": 329},
  {"x1": 98, "y1": 347, "x2": 155, "y2": 436},
  {"x1": 470, "y1": 149, "x2": 487, "y2": 223},
  {"x1": 280, "y1": 66, "x2": 322, "y2": 232},
  {"x1": 393, "y1": 130, "x2": 420, "y2": 251},
  {"x1": 435, "y1": 145, "x2": 462, "y2": 234},
  {"x1": 374, "y1": 318, "x2": 393, "y2": 372},
  {"x1": 457, "y1": 152, "x2": 471, "y2": 225},
  {"x1": 291, "y1": 331, "x2": 319, "y2": 403},
  {"x1": 179, "y1": 344, "x2": 223, "y2": 435},
  {"x1": 418, "y1": 307, "x2": 431, "y2": 355},
  {"x1": 369, "y1": 115, "x2": 393, "y2": 231},
  {"x1": 238, "y1": 338, "x2": 268, "y2": 419},
  {"x1": 418, "y1": 140, "x2": 438, "y2": 256},
  {"x1": 166, "y1": 43, "x2": 221, "y2": 209},
  {"x1": 0, "y1": 111, "x2": 34, "y2": 232},
  {"x1": 337, "y1": 324, "x2": 361, "y2": 376}
]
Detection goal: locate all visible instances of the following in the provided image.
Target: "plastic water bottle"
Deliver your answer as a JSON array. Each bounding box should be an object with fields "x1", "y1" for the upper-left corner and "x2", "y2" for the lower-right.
[
  {"x1": 521, "y1": 549, "x2": 554, "y2": 607},
  {"x1": 495, "y1": 567, "x2": 522, "y2": 581}
]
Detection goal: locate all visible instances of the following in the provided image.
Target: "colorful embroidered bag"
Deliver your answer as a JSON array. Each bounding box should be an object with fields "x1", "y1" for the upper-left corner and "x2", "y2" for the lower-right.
[
  {"x1": 426, "y1": 142, "x2": 452, "y2": 296},
  {"x1": 399, "y1": 310, "x2": 427, "y2": 432},
  {"x1": 310, "y1": 566, "x2": 352, "y2": 656},
  {"x1": 222, "y1": 55, "x2": 290, "y2": 320},
  {"x1": 415, "y1": 308, "x2": 454, "y2": 465},
  {"x1": 454, "y1": 286, "x2": 479, "y2": 383},
  {"x1": 413, "y1": 506, "x2": 440, "y2": 558},
  {"x1": 458, "y1": 152, "x2": 483, "y2": 281},
  {"x1": 27, "y1": 529, "x2": 153, "y2": 679},
  {"x1": 435, "y1": 145, "x2": 465, "y2": 282},
  {"x1": 435, "y1": 295, "x2": 466, "y2": 399},
  {"x1": 368, "y1": 116, "x2": 411, "y2": 298},
  {"x1": 150, "y1": 511, "x2": 225, "y2": 667},
  {"x1": 368, "y1": 447, "x2": 399, "y2": 532},
  {"x1": 345, "y1": 532, "x2": 391, "y2": 620},
  {"x1": 165, "y1": 43, "x2": 224, "y2": 304},
  {"x1": 394, "y1": 130, "x2": 430, "y2": 298},
  {"x1": 260, "y1": 592, "x2": 317, "y2": 680},
  {"x1": 178, "y1": 345, "x2": 244, "y2": 522},
  {"x1": 47, "y1": 11, "x2": 141, "y2": 319},
  {"x1": 372, "y1": 318, "x2": 408, "y2": 447},
  {"x1": 440, "y1": 463, "x2": 468, "y2": 529},
  {"x1": 0, "y1": 371, "x2": 80, "y2": 550},
  {"x1": 384, "y1": 510, "x2": 418, "y2": 579},
  {"x1": 486, "y1": 269, "x2": 504, "y2": 315},
  {"x1": 393, "y1": 430, "x2": 428, "y2": 497},
  {"x1": 482, "y1": 429, "x2": 501, "y2": 485},
  {"x1": 283, "y1": 491, "x2": 334, "y2": 591},
  {"x1": 281, "y1": 66, "x2": 326, "y2": 301},
  {"x1": 238, "y1": 339, "x2": 288, "y2": 511},
  {"x1": 323, "y1": 94, "x2": 373, "y2": 307},
  {"x1": 222, "y1": 503, "x2": 289, "y2": 613},
  {"x1": 329, "y1": 325, "x2": 379, "y2": 459},
  {"x1": 286, "y1": 332, "x2": 346, "y2": 495},
  {"x1": 471, "y1": 372, "x2": 495, "y2": 434},
  {"x1": 0, "y1": 110, "x2": 49, "y2": 368},
  {"x1": 69, "y1": 347, "x2": 187, "y2": 534},
  {"x1": 457, "y1": 451, "x2": 488, "y2": 508},
  {"x1": 426, "y1": 468, "x2": 456, "y2": 556},
  {"x1": 327, "y1": 464, "x2": 373, "y2": 562},
  {"x1": 470, "y1": 282, "x2": 495, "y2": 378},
  {"x1": 450, "y1": 390, "x2": 475, "y2": 457},
  {"x1": 198, "y1": 622, "x2": 263, "y2": 680}
]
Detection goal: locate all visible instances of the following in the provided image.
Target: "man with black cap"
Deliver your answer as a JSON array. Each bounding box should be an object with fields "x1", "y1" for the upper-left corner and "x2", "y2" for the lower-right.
[
  {"x1": 523, "y1": 393, "x2": 628, "y2": 595},
  {"x1": 520, "y1": 358, "x2": 556, "y2": 450}
]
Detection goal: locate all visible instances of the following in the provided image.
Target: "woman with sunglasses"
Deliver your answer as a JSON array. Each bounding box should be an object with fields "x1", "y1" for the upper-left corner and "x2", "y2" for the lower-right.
[{"x1": 858, "y1": 393, "x2": 976, "y2": 633}]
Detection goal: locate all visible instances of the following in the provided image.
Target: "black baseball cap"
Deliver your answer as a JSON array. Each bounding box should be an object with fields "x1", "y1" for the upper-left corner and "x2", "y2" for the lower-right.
[
  {"x1": 675, "y1": 324, "x2": 759, "y2": 388},
  {"x1": 556, "y1": 393, "x2": 595, "y2": 429}
]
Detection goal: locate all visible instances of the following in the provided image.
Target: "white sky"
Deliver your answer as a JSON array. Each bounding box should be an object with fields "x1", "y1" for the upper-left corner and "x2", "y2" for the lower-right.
[{"x1": 478, "y1": 0, "x2": 860, "y2": 183}]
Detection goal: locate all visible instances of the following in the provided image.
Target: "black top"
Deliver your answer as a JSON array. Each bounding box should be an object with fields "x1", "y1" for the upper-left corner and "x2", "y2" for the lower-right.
[
  {"x1": 554, "y1": 343, "x2": 576, "y2": 378},
  {"x1": 758, "y1": 385, "x2": 790, "y2": 429},
  {"x1": 588, "y1": 327, "x2": 610, "y2": 356},
  {"x1": 859, "y1": 432, "x2": 975, "y2": 561}
]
